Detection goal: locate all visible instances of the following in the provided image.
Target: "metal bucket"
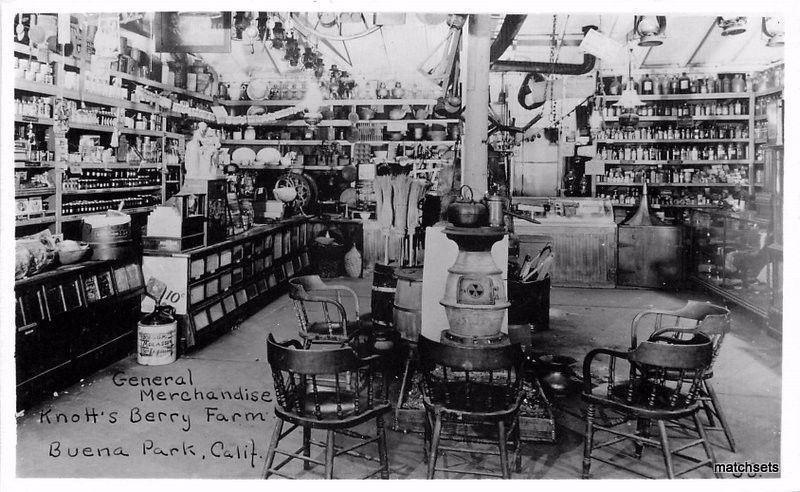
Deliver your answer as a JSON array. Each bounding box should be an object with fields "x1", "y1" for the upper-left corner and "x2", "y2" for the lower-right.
[
  {"x1": 393, "y1": 267, "x2": 423, "y2": 342},
  {"x1": 371, "y1": 263, "x2": 397, "y2": 328},
  {"x1": 82, "y1": 212, "x2": 132, "y2": 261}
]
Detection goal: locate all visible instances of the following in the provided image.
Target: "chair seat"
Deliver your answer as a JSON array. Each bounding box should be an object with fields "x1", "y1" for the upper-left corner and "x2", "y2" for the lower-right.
[
  {"x1": 302, "y1": 320, "x2": 358, "y2": 340},
  {"x1": 582, "y1": 381, "x2": 701, "y2": 419},
  {"x1": 275, "y1": 401, "x2": 392, "y2": 429},
  {"x1": 424, "y1": 381, "x2": 520, "y2": 420}
]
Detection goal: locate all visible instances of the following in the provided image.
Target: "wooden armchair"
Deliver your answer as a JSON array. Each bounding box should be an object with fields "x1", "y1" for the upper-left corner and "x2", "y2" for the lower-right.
[
  {"x1": 263, "y1": 334, "x2": 391, "y2": 479},
  {"x1": 630, "y1": 301, "x2": 734, "y2": 451},
  {"x1": 581, "y1": 334, "x2": 720, "y2": 479},
  {"x1": 289, "y1": 275, "x2": 362, "y2": 348}
]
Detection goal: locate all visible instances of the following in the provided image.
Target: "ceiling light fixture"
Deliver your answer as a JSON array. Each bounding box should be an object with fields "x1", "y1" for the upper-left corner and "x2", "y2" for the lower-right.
[
  {"x1": 634, "y1": 16, "x2": 667, "y2": 47},
  {"x1": 762, "y1": 17, "x2": 784, "y2": 47},
  {"x1": 615, "y1": 48, "x2": 644, "y2": 128},
  {"x1": 716, "y1": 17, "x2": 748, "y2": 36}
]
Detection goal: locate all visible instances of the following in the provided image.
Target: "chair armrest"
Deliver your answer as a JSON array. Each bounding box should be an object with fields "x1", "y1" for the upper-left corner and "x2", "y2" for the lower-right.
[
  {"x1": 582, "y1": 348, "x2": 630, "y2": 394},
  {"x1": 302, "y1": 295, "x2": 349, "y2": 326},
  {"x1": 317, "y1": 284, "x2": 361, "y2": 319}
]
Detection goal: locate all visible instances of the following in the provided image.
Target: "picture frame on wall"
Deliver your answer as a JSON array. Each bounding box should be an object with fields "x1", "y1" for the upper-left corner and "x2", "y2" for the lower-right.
[{"x1": 155, "y1": 11, "x2": 231, "y2": 53}]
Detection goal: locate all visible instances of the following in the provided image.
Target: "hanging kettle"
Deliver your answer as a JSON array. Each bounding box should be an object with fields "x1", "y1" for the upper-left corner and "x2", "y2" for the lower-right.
[{"x1": 446, "y1": 185, "x2": 489, "y2": 228}]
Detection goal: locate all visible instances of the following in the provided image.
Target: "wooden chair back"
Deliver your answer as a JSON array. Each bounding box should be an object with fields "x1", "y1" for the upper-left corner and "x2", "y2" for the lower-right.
[
  {"x1": 624, "y1": 334, "x2": 714, "y2": 409},
  {"x1": 288, "y1": 275, "x2": 360, "y2": 341},
  {"x1": 418, "y1": 336, "x2": 524, "y2": 412},
  {"x1": 267, "y1": 334, "x2": 383, "y2": 420}
]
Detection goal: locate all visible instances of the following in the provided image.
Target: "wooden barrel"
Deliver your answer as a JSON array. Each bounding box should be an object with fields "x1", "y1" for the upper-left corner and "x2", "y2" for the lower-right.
[
  {"x1": 393, "y1": 267, "x2": 423, "y2": 342},
  {"x1": 371, "y1": 263, "x2": 397, "y2": 329}
]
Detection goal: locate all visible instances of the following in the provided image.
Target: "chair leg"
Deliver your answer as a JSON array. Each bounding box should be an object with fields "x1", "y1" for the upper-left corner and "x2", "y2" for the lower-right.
[
  {"x1": 498, "y1": 420, "x2": 510, "y2": 479},
  {"x1": 656, "y1": 420, "x2": 675, "y2": 479},
  {"x1": 377, "y1": 415, "x2": 390, "y2": 479},
  {"x1": 422, "y1": 412, "x2": 432, "y2": 463},
  {"x1": 302, "y1": 425, "x2": 312, "y2": 471},
  {"x1": 704, "y1": 380, "x2": 736, "y2": 452},
  {"x1": 262, "y1": 419, "x2": 284, "y2": 479},
  {"x1": 325, "y1": 430, "x2": 335, "y2": 479},
  {"x1": 395, "y1": 354, "x2": 414, "y2": 424},
  {"x1": 513, "y1": 419, "x2": 523, "y2": 473},
  {"x1": 634, "y1": 418, "x2": 649, "y2": 459},
  {"x1": 427, "y1": 415, "x2": 443, "y2": 479},
  {"x1": 582, "y1": 404, "x2": 595, "y2": 479},
  {"x1": 694, "y1": 412, "x2": 722, "y2": 478}
]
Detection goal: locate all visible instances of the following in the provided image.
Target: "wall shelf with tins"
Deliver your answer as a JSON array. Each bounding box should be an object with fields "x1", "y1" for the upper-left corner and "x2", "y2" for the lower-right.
[{"x1": 13, "y1": 50, "x2": 199, "y2": 237}]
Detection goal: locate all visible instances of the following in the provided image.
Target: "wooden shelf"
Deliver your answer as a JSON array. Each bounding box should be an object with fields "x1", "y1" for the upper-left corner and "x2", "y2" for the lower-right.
[
  {"x1": 611, "y1": 203, "x2": 721, "y2": 209},
  {"x1": 107, "y1": 70, "x2": 215, "y2": 102},
  {"x1": 365, "y1": 140, "x2": 456, "y2": 146},
  {"x1": 15, "y1": 79, "x2": 60, "y2": 96},
  {"x1": 67, "y1": 122, "x2": 116, "y2": 133},
  {"x1": 62, "y1": 185, "x2": 162, "y2": 196},
  {"x1": 121, "y1": 127, "x2": 165, "y2": 137},
  {"x1": 597, "y1": 138, "x2": 749, "y2": 144},
  {"x1": 15, "y1": 187, "x2": 56, "y2": 197},
  {"x1": 754, "y1": 86, "x2": 783, "y2": 98},
  {"x1": 220, "y1": 139, "x2": 352, "y2": 146},
  {"x1": 14, "y1": 162, "x2": 56, "y2": 169},
  {"x1": 604, "y1": 115, "x2": 750, "y2": 122},
  {"x1": 603, "y1": 92, "x2": 751, "y2": 102},
  {"x1": 61, "y1": 205, "x2": 158, "y2": 223},
  {"x1": 67, "y1": 162, "x2": 164, "y2": 169},
  {"x1": 600, "y1": 159, "x2": 751, "y2": 165},
  {"x1": 15, "y1": 214, "x2": 57, "y2": 227},
  {"x1": 597, "y1": 182, "x2": 750, "y2": 187},
  {"x1": 15, "y1": 115, "x2": 55, "y2": 125},
  {"x1": 220, "y1": 98, "x2": 439, "y2": 107}
]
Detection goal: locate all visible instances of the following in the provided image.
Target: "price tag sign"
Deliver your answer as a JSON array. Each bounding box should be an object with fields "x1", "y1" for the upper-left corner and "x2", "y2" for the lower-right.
[
  {"x1": 677, "y1": 115, "x2": 694, "y2": 128},
  {"x1": 68, "y1": 165, "x2": 83, "y2": 175}
]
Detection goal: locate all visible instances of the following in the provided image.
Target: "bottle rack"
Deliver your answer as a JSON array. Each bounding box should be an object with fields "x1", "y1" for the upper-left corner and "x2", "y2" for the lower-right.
[{"x1": 594, "y1": 86, "x2": 765, "y2": 209}]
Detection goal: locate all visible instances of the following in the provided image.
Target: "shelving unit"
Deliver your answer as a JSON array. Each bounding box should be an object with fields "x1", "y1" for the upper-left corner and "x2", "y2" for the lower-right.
[
  {"x1": 12, "y1": 41, "x2": 220, "y2": 237},
  {"x1": 593, "y1": 86, "x2": 763, "y2": 211}
]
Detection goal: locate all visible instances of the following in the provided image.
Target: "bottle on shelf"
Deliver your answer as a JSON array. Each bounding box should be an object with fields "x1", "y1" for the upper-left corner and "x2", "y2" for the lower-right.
[
  {"x1": 678, "y1": 73, "x2": 691, "y2": 94},
  {"x1": 641, "y1": 74, "x2": 654, "y2": 95}
]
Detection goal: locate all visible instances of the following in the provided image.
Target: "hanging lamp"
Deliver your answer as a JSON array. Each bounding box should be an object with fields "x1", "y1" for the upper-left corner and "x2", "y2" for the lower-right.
[
  {"x1": 634, "y1": 16, "x2": 666, "y2": 46},
  {"x1": 615, "y1": 49, "x2": 644, "y2": 128},
  {"x1": 762, "y1": 17, "x2": 784, "y2": 47},
  {"x1": 716, "y1": 17, "x2": 748, "y2": 36}
]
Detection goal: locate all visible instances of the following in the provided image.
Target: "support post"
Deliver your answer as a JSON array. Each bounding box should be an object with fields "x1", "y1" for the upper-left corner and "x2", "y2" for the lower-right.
[{"x1": 463, "y1": 14, "x2": 491, "y2": 196}]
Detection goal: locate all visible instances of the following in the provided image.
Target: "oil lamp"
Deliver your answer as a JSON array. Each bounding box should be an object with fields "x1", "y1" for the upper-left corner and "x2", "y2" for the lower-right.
[{"x1": 634, "y1": 16, "x2": 666, "y2": 46}]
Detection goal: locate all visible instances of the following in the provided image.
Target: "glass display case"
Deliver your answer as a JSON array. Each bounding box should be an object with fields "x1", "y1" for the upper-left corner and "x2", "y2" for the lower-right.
[{"x1": 688, "y1": 210, "x2": 774, "y2": 322}]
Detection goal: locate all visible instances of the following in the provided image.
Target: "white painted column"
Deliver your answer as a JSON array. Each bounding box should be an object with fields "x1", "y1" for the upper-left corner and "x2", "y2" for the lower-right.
[{"x1": 463, "y1": 14, "x2": 491, "y2": 196}]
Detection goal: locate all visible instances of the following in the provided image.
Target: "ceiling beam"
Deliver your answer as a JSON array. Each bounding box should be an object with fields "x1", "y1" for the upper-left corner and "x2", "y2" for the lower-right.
[
  {"x1": 729, "y1": 25, "x2": 760, "y2": 64},
  {"x1": 683, "y1": 19, "x2": 717, "y2": 68}
]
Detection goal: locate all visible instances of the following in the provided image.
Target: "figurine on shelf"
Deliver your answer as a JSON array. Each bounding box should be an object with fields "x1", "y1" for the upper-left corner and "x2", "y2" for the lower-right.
[{"x1": 184, "y1": 121, "x2": 222, "y2": 180}]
